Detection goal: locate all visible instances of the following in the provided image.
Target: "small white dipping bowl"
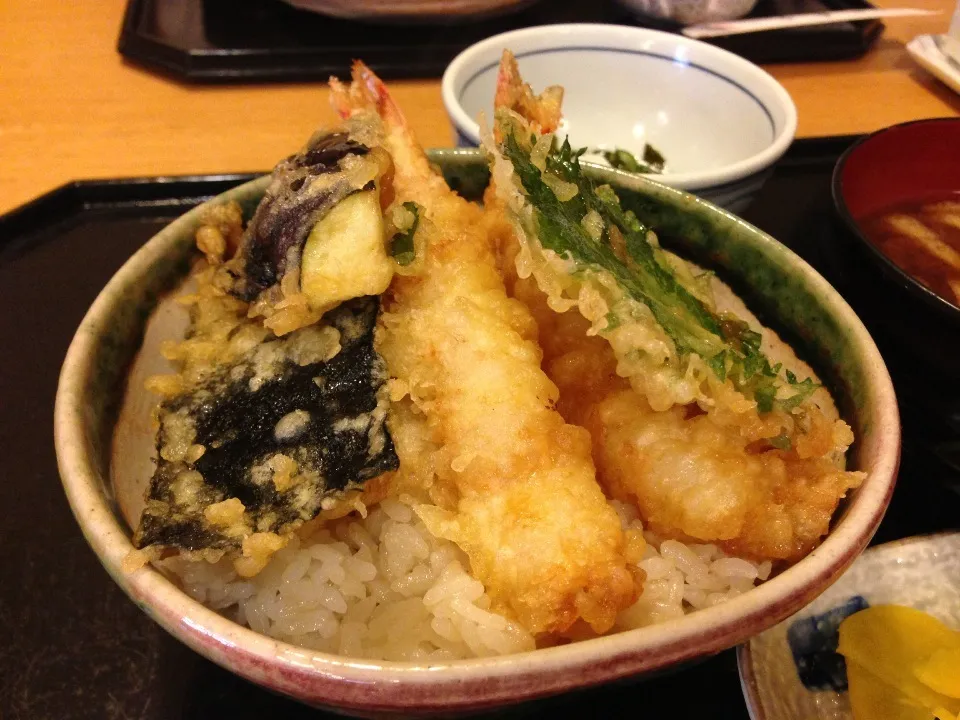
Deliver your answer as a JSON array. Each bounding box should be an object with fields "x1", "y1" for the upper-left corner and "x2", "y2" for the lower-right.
[{"x1": 442, "y1": 24, "x2": 797, "y2": 212}]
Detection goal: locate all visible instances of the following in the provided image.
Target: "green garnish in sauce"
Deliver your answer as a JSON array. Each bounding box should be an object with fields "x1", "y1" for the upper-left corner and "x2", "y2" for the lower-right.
[{"x1": 602, "y1": 144, "x2": 667, "y2": 174}]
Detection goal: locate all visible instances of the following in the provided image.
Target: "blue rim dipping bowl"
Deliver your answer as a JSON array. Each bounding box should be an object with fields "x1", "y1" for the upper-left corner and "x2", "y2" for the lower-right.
[{"x1": 441, "y1": 24, "x2": 798, "y2": 212}]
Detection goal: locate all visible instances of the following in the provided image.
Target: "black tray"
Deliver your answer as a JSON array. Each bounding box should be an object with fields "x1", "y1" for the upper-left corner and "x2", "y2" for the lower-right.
[
  {"x1": 1, "y1": 137, "x2": 956, "y2": 719},
  {"x1": 117, "y1": 0, "x2": 883, "y2": 83}
]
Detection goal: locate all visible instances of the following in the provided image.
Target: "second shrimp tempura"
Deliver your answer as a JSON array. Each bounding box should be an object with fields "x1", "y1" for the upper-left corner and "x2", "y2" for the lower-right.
[
  {"x1": 331, "y1": 63, "x2": 638, "y2": 635},
  {"x1": 485, "y1": 51, "x2": 864, "y2": 562}
]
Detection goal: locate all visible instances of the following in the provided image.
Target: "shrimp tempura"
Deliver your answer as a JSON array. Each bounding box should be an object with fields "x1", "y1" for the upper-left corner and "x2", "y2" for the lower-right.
[
  {"x1": 484, "y1": 52, "x2": 864, "y2": 562},
  {"x1": 330, "y1": 63, "x2": 638, "y2": 635}
]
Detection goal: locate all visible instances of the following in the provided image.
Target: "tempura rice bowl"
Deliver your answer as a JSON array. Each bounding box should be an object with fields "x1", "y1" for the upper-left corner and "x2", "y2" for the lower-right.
[{"x1": 54, "y1": 150, "x2": 899, "y2": 715}]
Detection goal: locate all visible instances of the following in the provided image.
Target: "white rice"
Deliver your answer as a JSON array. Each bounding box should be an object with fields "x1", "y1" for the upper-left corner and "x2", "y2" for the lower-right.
[
  {"x1": 163, "y1": 496, "x2": 535, "y2": 661},
  {"x1": 163, "y1": 496, "x2": 771, "y2": 660},
  {"x1": 611, "y1": 501, "x2": 771, "y2": 629}
]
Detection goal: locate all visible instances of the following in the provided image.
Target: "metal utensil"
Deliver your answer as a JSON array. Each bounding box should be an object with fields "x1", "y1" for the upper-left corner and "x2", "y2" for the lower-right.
[{"x1": 683, "y1": 8, "x2": 938, "y2": 39}]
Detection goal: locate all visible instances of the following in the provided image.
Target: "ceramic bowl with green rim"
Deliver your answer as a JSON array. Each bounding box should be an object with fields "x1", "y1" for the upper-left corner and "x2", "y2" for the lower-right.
[{"x1": 54, "y1": 148, "x2": 900, "y2": 716}]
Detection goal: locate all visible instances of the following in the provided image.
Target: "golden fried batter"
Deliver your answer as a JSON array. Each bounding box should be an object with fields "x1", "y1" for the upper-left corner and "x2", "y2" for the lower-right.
[
  {"x1": 507, "y1": 254, "x2": 862, "y2": 562},
  {"x1": 330, "y1": 62, "x2": 638, "y2": 635},
  {"x1": 485, "y1": 51, "x2": 864, "y2": 563}
]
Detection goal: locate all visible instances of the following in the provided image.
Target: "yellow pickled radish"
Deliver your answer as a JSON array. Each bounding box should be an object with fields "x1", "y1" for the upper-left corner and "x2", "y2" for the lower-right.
[
  {"x1": 916, "y1": 648, "x2": 960, "y2": 699},
  {"x1": 847, "y1": 660, "x2": 940, "y2": 720},
  {"x1": 838, "y1": 605, "x2": 960, "y2": 720}
]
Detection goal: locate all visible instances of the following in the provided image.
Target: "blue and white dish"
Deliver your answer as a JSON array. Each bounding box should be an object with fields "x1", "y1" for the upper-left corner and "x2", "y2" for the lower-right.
[
  {"x1": 738, "y1": 532, "x2": 960, "y2": 720},
  {"x1": 441, "y1": 24, "x2": 797, "y2": 212}
]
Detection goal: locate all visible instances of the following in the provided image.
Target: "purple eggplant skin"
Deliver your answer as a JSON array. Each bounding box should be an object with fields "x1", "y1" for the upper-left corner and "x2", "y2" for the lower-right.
[{"x1": 232, "y1": 132, "x2": 371, "y2": 301}]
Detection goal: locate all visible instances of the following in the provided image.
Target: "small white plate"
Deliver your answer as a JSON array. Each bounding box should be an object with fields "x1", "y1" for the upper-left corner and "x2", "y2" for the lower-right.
[
  {"x1": 738, "y1": 532, "x2": 960, "y2": 720},
  {"x1": 907, "y1": 34, "x2": 960, "y2": 96}
]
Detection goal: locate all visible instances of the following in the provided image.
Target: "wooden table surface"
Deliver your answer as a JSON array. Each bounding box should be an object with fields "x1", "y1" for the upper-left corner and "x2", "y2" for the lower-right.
[{"x1": 1, "y1": 0, "x2": 958, "y2": 217}]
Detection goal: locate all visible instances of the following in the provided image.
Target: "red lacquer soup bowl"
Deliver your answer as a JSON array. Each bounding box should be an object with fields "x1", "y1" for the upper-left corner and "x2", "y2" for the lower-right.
[{"x1": 832, "y1": 117, "x2": 960, "y2": 325}]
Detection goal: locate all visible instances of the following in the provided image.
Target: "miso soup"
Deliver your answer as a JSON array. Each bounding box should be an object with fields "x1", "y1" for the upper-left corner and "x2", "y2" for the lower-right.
[{"x1": 860, "y1": 194, "x2": 960, "y2": 306}]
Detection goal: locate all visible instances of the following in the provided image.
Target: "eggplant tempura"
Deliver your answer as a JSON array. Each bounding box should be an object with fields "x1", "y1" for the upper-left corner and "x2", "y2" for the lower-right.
[
  {"x1": 127, "y1": 58, "x2": 864, "y2": 658},
  {"x1": 135, "y1": 124, "x2": 399, "y2": 576}
]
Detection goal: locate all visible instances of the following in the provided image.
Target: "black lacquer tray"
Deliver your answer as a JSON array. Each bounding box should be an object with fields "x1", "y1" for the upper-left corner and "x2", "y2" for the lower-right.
[
  {"x1": 117, "y1": 0, "x2": 884, "y2": 83},
  {"x1": 1, "y1": 137, "x2": 956, "y2": 719}
]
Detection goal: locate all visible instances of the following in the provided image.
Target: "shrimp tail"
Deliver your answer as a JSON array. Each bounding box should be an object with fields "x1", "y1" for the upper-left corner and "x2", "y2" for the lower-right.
[
  {"x1": 331, "y1": 61, "x2": 447, "y2": 200},
  {"x1": 331, "y1": 62, "x2": 405, "y2": 128},
  {"x1": 493, "y1": 50, "x2": 564, "y2": 142}
]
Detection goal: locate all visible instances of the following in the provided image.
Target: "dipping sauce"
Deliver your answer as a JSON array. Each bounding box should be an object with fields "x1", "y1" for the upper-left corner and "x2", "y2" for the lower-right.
[{"x1": 859, "y1": 194, "x2": 960, "y2": 307}]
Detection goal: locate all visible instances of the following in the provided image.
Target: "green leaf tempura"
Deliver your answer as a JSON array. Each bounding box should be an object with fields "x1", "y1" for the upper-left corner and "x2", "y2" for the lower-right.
[{"x1": 501, "y1": 131, "x2": 817, "y2": 414}]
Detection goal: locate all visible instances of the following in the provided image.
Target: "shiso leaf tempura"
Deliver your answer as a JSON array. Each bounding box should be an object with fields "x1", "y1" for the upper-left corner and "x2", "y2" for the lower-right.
[{"x1": 125, "y1": 54, "x2": 868, "y2": 660}]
